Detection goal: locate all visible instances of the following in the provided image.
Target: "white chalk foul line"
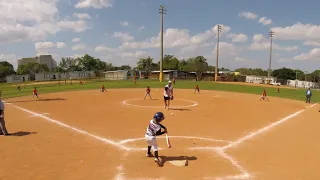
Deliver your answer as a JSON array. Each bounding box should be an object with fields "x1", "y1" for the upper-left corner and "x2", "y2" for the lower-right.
[
  {"x1": 122, "y1": 98, "x2": 198, "y2": 108},
  {"x1": 119, "y1": 136, "x2": 231, "y2": 145},
  {"x1": 9, "y1": 104, "x2": 132, "y2": 151},
  {"x1": 221, "y1": 103, "x2": 318, "y2": 150}
]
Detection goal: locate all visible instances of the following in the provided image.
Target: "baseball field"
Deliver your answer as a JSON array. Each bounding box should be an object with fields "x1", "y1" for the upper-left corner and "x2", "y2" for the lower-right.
[{"x1": 0, "y1": 80, "x2": 319, "y2": 180}]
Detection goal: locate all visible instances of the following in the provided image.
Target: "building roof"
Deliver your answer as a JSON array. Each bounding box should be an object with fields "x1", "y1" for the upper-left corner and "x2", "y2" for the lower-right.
[{"x1": 151, "y1": 70, "x2": 176, "y2": 73}]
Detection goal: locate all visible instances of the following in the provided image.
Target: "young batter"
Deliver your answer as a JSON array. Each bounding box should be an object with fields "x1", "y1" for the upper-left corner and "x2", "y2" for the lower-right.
[
  {"x1": 145, "y1": 112, "x2": 167, "y2": 166},
  {"x1": 144, "y1": 86, "x2": 152, "y2": 100}
]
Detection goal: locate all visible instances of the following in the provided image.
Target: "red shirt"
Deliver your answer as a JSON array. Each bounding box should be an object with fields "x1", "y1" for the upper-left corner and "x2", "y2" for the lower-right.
[
  {"x1": 146, "y1": 88, "x2": 150, "y2": 93},
  {"x1": 33, "y1": 89, "x2": 37, "y2": 93}
]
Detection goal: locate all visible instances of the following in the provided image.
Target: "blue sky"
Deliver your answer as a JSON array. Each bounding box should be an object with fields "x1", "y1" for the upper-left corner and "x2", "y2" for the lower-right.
[{"x1": 1, "y1": 0, "x2": 320, "y2": 72}]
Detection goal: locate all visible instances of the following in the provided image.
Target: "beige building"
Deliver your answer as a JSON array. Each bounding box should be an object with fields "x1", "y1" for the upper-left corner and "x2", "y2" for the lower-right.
[{"x1": 18, "y1": 55, "x2": 57, "y2": 71}]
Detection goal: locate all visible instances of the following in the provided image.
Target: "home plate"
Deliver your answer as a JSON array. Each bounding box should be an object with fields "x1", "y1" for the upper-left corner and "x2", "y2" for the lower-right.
[{"x1": 168, "y1": 159, "x2": 188, "y2": 167}]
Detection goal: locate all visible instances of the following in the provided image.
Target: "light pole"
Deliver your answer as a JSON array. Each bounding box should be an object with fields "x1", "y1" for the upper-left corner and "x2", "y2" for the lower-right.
[
  {"x1": 214, "y1": 24, "x2": 222, "y2": 81},
  {"x1": 159, "y1": 5, "x2": 166, "y2": 82},
  {"x1": 268, "y1": 30, "x2": 275, "y2": 83}
]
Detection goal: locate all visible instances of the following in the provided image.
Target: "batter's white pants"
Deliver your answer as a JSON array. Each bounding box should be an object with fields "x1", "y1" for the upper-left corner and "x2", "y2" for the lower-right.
[{"x1": 145, "y1": 135, "x2": 158, "y2": 151}]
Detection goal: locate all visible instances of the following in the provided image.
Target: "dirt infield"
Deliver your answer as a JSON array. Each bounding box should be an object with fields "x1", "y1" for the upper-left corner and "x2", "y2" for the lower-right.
[{"x1": 1, "y1": 88, "x2": 319, "y2": 180}]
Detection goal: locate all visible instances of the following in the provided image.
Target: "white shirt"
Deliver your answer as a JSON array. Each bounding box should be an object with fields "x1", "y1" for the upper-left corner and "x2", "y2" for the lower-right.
[
  {"x1": 0, "y1": 100, "x2": 4, "y2": 111},
  {"x1": 307, "y1": 90, "x2": 311, "y2": 95},
  {"x1": 146, "y1": 120, "x2": 161, "y2": 136}
]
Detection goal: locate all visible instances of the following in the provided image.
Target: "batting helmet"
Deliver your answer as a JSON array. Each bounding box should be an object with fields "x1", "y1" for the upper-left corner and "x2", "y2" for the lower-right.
[{"x1": 154, "y1": 112, "x2": 165, "y2": 122}]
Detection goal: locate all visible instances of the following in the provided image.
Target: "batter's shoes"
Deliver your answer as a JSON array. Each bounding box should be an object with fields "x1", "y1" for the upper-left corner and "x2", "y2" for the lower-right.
[
  {"x1": 154, "y1": 158, "x2": 163, "y2": 167},
  {"x1": 146, "y1": 153, "x2": 153, "y2": 157}
]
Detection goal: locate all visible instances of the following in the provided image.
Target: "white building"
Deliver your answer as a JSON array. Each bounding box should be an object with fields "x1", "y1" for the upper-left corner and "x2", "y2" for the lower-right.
[
  {"x1": 287, "y1": 80, "x2": 318, "y2": 88},
  {"x1": 35, "y1": 71, "x2": 95, "y2": 81},
  {"x1": 103, "y1": 70, "x2": 129, "y2": 80},
  {"x1": 245, "y1": 75, "x2": 277, "y2": 84},
  {"x1": 69, "y1": 71, "x2": 95, "y2": 79},
  {"x1": 18, "y1": 55, "x2": 57, "y2": 71},
  {"x1": 35, "y1": 72, "x2": 68, "y2": 81},
  {"x1": 6, "y1": 74, "x2": 30, "y2": 83}
]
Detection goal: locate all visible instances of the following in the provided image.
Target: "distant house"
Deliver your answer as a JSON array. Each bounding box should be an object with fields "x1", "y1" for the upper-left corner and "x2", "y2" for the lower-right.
[
  {"x1": 103, "y1": 70, "x2": 129, "y2": 80},
  {"x1": 35, "y1": 72, "x2": 68, "y2": 81},
  {"x1": 6, "y1": 74, "x2": 30, "y2": 83},
  {"x1": 149, "y1": 70, "x2": 190, "y2": 80},
  {"x1": 245, "y1": 75, "x2": 277, "y2": 84},
  {"x1": 69, "y1": 71, "x2": 95, "y2": 79}
]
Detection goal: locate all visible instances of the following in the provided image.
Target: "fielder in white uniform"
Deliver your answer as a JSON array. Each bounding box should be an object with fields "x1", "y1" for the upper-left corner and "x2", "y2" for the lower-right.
[{"x1": 145, "y1": 112, "x2": 167, "y2": 166}]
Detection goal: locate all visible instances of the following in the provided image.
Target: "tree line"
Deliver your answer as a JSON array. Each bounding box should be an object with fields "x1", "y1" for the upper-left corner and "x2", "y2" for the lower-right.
[{"x1": 0, "y1": 54, "x2": 319, "y2": 82}]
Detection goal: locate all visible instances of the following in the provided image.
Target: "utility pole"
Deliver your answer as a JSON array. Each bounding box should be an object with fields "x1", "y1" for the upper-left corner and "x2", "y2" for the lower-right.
[
  {"x1": 159, "y1": 5, "x2": 166, "y2": 82},
  {"x1": 214, "y1": 24, "x2": 222, "y2": 81},
  {"x1": 268, "y1": 30, "x2": 275, "y2": 84}
]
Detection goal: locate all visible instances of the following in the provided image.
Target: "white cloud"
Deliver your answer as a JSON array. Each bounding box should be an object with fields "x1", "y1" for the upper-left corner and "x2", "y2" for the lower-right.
[
  {"x1": 239, "y1": 12, "x2": 258, "y2": 20},
  {"x1": 72, "y1": 38, "x2": 81, "y2": 42},
  {"x1": 56, "y1": 42, "x2": 66, "y2": 48},
  {"x1": 0, "y1": 0, "x2": 91, "y2": 44},
  {"x1": 258, "y1": 17, "x2": 272, "y2": 25},
  {"x1": 249, "y1": 34, "x2": 298, "y2": 52},
  {"x1": 74, "y1": 0, "x2": 113, "y2": 9},
  {"x1": 139, "y1": 26, "x2": 145, "y2": 30},
  {"x1": 94, "y1": 45, "x2": 118, "y2": 53},
  {"x1": 213, "y1": 42, "x2": 239, "y2": 57},
  {"x1": 72, "y1": 43, "x2": 88, "y2": 51},
  {"x1": 120, "y1": 21, "x2": 129, "y2": 27},
  {"x1": 119, "y1": 24, "x2": 231, "y2": 49},
  {"x1": 118, "y1": 51, "x2": 148, "y2": 59},
  {"x1": 226, "y1": 33, "x2": 248, "y2": 42},
  {"x1": 0, "y1": 53, "x2": 18, "y2": 69},
  {"x1": 35, "y1": 41, "x2": 66, "y2": 50},
  {"x1": 35, "y1": 42, "x2": 56, "y2": 49},
  {"x1": 272, "y1": 23, "x2": 320, "y2": 41},
  {"x1": 113, "y1": 32, "x2": 134, "y2": 42},
  {"x1": 303, "y1": 41, "x2": 320, "y2": 46},
  {"x1": 253, "y1": 34, "x2": 266, "y2": 42},
  {"x1": 234, "y1": 57, "x2": 250, "y2": 62},
  {"x1": 293, "y1": 48, "x2": 320, "y2": 61},
  {"x1": 73, "y1": 13, "x2": 91, "y2": 19},
  {"x1": 58, "y1": 20, "x2": 90, "y2": 32}
]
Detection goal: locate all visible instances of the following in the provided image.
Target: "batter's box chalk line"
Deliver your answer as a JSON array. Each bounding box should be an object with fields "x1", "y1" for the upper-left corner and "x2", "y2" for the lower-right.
[
  {"x1": 116, "y1": 136, "x2": 250, "y2": 180},
  {"x1": 122, "y1": 98, "x2": 198, "y2": 108}
]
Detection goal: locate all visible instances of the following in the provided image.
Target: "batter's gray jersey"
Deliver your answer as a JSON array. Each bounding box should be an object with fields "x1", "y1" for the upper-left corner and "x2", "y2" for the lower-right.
[{"x1": 0, "y1": 100, "x2": 4, "y2": 111}]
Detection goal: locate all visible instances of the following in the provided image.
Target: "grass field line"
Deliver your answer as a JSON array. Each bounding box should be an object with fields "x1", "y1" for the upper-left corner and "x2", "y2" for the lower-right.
[{"x1": 221, "y1": 103, "x2": 318, "y2": 150}]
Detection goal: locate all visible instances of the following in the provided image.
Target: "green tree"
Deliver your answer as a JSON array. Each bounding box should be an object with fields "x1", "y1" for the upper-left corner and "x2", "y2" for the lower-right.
[
  {"x1": 163, "y1": 55, "x2": 179, "y2": 70},
  {"x1": 0, "y1": 61, "x2": 15, "y2": 80},
  {"x1": 272, "y1": 67, "x2": 296, "y2": 80},
  {"x1": 17, "y1": 62, "x2": 49, "y2": 80}
]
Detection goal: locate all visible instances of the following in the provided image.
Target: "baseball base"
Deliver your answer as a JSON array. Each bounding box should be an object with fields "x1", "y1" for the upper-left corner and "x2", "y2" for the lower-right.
[{"x1": 168, "y1": 159, "x2": 188, "y2": 167}]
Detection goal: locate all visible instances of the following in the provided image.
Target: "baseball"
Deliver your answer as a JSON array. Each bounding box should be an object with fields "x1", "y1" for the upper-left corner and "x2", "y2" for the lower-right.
[{"x1": 171, "y1": 113, "x2": 174, "y2": 116}]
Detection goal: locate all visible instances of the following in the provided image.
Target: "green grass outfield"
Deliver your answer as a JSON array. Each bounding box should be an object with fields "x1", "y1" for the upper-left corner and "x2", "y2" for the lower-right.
[{"x1": 0, "y1": 80, "x2": 318, "y2": 102}]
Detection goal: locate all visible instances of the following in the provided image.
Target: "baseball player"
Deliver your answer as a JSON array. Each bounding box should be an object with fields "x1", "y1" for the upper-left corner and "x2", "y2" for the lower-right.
[
  {"x1": 166, "y1": 81, "x2": 174, "y2": 100},
  {"x1": 194, "y1": 84, "x2": 200, "y2": 94},
  {"x1": 145, "y1": 112, "x2": 168, "y2": 166},
  {"x1": 100, "y1": 85, "x2": 106, "y2": 92},
  {"x1": 0, "y1": 92, "x2": 11, "y2": 136},
  {"x1": 259, "y1": 89, "x2": 269, "y2": 101},
  {"x1": 144, "y1": 86, "x2": 152, "y2": 100},
  {"x1": 32, "y1": 87, "x2": 38, "y2": 98},
  {"x1": 163, "y1": 86, "x2": 171, "y2": 110}
]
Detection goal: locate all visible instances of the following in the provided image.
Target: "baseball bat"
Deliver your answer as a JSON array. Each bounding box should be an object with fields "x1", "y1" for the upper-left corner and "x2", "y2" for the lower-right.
[{"x1": 166, "y1": 133, "x2": 171, "y2": 148}]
